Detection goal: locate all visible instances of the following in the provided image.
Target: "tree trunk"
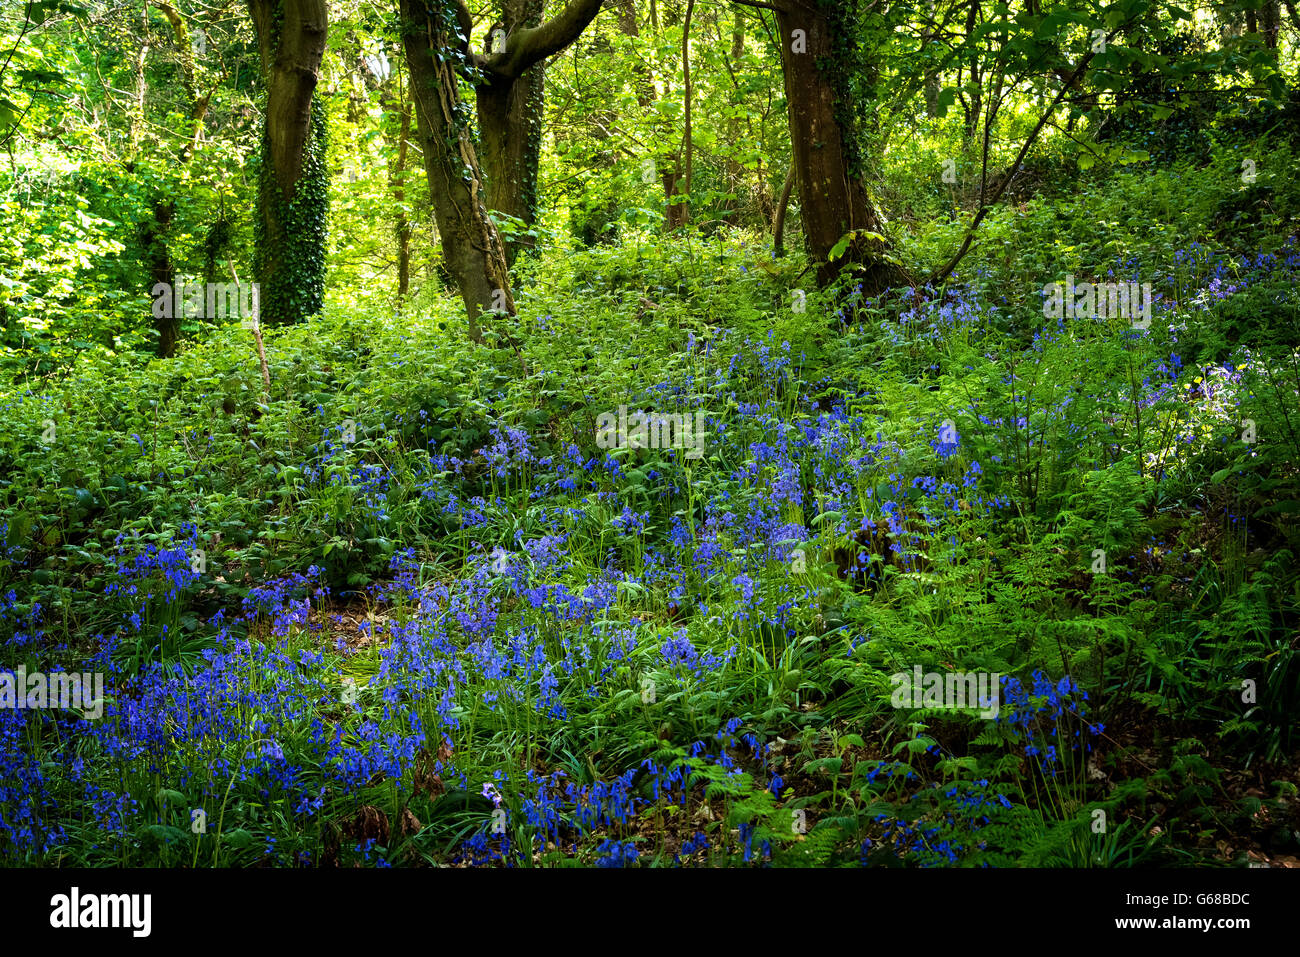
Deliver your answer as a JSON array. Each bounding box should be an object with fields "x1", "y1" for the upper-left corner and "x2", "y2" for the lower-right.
[
  {"x1": 721, "y1": 9, "x2": 748, "y2": 225},
  {"x1": 141, "y1": 1, "x2": 217, "y2": 356},
  {"x1": 469, "y1": 0, "x2": 605, "y2": 266},
  {"x1": 619, "y1": 0, "x2": 653, "y2": 108},
  {"x1": 773, "y1": 164, "x2": 795, "y2": 258},
  {"x1": 962, "y1": 0, "x2": 982, "y2": 146},
  {"x1": 130, "y1": 8, "x2": 148, "y2": 153},
  {"x1": 380, "y1": 71, "x2": 415, "y2": 299},
  {"x1": 141, "y1": 200, "x2": 179, "y2": 357},
  {"x1": 395, "y1": 105, "x2": 413, "y2": 299},
  {"x1": 769, "y1": 1, "x2": 902, "y2": 289},
  {"x1": 647, "y1": 2, "x2": 687, "y2": 229},
  {"x1": 248, "y1": 0, "x2": 330, "y2": 326},
  {"x1": 401, "y1": 0, "x2": 515, "y2": 343},
  {"x1": 616, "y1": 0, "x2": 680, "y2": 228},
  {"x1": 477, "y1": 0, "x2": 546, "y2": 265},
  {"x1": 923, "y1": 0, "x2": 941, "y2": 117},
  {"x1": 1261, "y1": 1, "x2": 1281, "y2": 49},
  {"x1": 676, "y1": 0, "x2": 696, "y2": 227}
]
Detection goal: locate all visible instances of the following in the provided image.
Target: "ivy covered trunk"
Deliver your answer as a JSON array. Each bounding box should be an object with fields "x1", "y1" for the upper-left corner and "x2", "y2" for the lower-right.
[
  {"x1": 248, "y1": 0, "x2": 330, "y2": 326},
  {"x1": 393, "y1": 98, "x2": 414, "y2": 299},
  {"x1": 771, "y1": 0, "x2": 902, "y2": 290},
  {"x1": 401, "y1": 0, "x2": 515, "y2": 343},
  {"x1": 473, "y1": 0, "x2": 605, "y2": 264},
  {"x1": 140, "y1": 199, "x2": 179, "y2": 357},
  {"x1": 477, "y1": 0, "x2": 546, "y2": 264}
]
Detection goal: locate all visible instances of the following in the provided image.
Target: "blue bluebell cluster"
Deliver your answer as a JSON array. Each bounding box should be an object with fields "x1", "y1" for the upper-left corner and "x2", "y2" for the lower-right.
[
  {"x1": 451, "y1": 719, "x2": 772, "y2": 866},
  {"x1": 5, "y1": 234, "x2": 1291, "y2": 866},
  {"x1": 0, "y1": 344, "x2": 1030, "y2": 864},
  {"x1": 661, "y1": 628, "x2": 732, "y2": 676},
  {"x1": 869, "y1": 773, "x2": 1015, "y2": 867},
  {"x1": 104, "y1": 524, "x2": 204, "y2": 632},
  {"x1": 998, "y1": 671, "x2": 1103, "y2": 776},
  {"x1": 593, "y1": 838, "x2": 640, "y2": 867}
]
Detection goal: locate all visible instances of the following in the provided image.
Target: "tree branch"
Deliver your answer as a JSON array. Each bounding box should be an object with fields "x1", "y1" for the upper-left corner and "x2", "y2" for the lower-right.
[
  {"x1": 928, "y1": 19, "x2": 1134, "y2": 287},
  {"x1": 485, "y1": 0, "x2": 605, "y2": 80}
]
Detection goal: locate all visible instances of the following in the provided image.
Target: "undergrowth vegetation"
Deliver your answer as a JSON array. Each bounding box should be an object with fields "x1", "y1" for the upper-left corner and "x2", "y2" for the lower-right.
[{"x1": 3, "y1": 140, "x2": 1299, "y2": 867}]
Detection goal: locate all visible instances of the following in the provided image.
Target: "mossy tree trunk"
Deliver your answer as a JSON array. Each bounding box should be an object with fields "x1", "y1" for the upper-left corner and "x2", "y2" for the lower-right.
[
  {"x1": 475, "y1": 0, "x2": 606, "y2": 263},
  {"x1": 476, "y1": 0, "x2": 545, "y2": 264},
  {"x1": 379, "y1": 71, "x2": 415, "y2": 299},
  {"x1": 248, "y1": 0, "x2": 330, "y2": 326},
  {"x1": 401, "y1": 0, "x2": 604, "y2": 338},
  {"x1": 141, "y1": 200, "x2": 179, "y2": 357},
  {"x1": 400, "y1": 0, "x2": 514, "y2": 343},
  {"x1": 754, "y1": 0, "x2": 904, "y2": 290}
]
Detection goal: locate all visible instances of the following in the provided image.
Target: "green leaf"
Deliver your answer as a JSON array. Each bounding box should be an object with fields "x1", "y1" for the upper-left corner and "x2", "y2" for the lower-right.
[
  {"x1": 142, "y1": 824, "x2": 184, "y2": 844},
  {"x1": 15, "y1": 68, "x2": 64, "y2": 84},
  {"x1": 1256, "y1": 500, "x2": 1300, "y2": 515},
  {"x1": 803, "y1": 756, "x2": 844, "y2": 776},
  {"x1": 934, "y1": 88, "x2": 956, "y2": 118}
]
